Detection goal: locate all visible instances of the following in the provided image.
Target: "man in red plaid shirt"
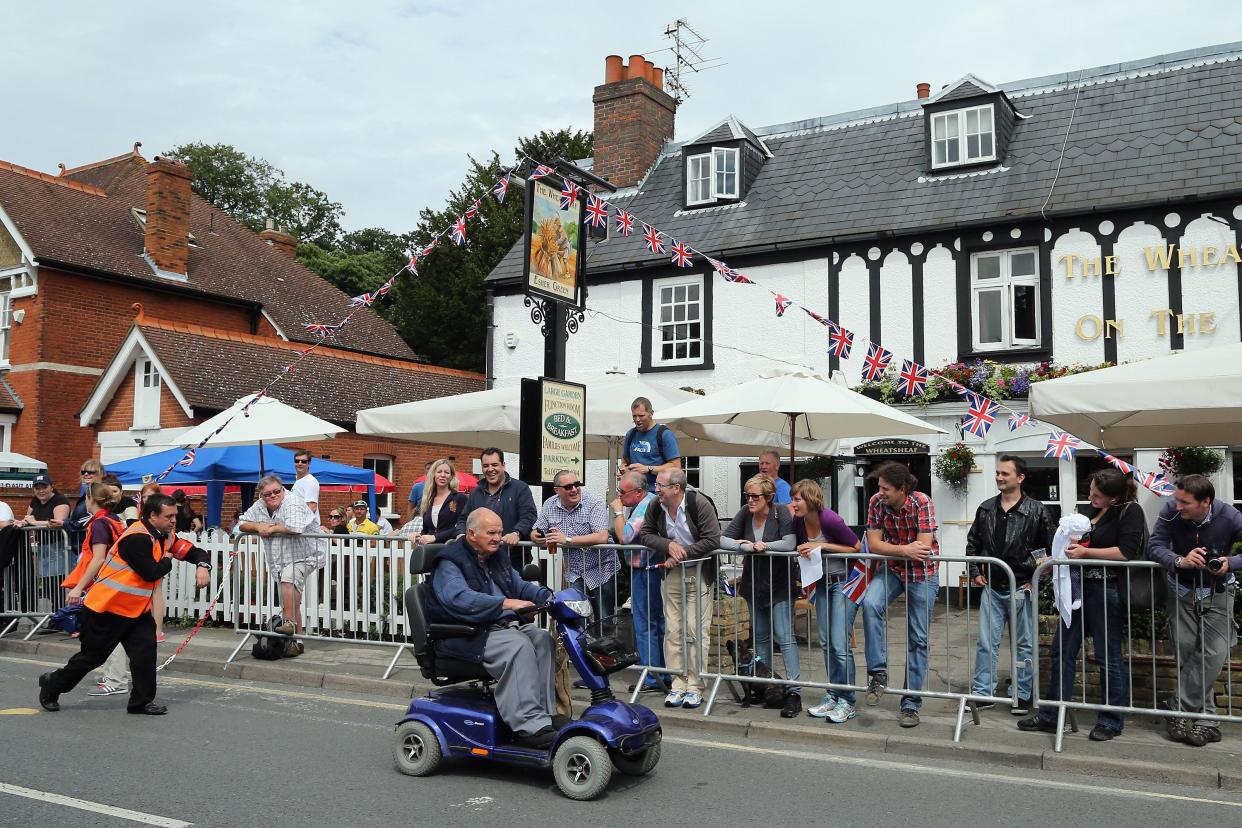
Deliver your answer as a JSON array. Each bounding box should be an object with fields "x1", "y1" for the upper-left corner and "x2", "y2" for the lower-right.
[{"x1": 860, "y1": 462, "x2": 939, "y2": 729}]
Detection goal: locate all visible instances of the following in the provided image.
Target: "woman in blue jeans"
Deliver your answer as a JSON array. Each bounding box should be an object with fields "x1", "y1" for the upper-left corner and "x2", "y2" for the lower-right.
[
  {"x1": 720, "y1": 475, "x2": 799, "y2": 716},
  {"x1": 793, "y1": 480, "x2": 863, "y2": 724},
  {"x1": 1019, "y1": 468, "x2": 1143, "y2": 742}
]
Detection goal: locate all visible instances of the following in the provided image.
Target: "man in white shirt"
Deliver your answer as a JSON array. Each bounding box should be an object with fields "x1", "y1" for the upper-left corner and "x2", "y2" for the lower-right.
[{"x1": 289, "y1": 449, "x2": 320, "y2": 516}]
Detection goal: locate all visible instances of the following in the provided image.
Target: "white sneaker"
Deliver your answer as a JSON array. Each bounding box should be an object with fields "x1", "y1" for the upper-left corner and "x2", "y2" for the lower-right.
[
  {"x1": 664, "y1": 691, "x2": 686, "y2": 708},
  {"x1": 826, "y1": 699, "x2": 857, "y2": 724},
  {"x1": 682, "y1": 691, "x2": 703, "y2": 709},
  {"x1": 808, "y1": 693, "x2": 838, "y2": 718},
  {"x1": 88, "y1": 683, "x2": 128, "y2": 697}
]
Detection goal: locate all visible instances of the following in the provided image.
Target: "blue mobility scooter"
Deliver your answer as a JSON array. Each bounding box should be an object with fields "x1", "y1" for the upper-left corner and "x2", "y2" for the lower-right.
[{"x1": 392, "y1": 545, "x2": 662, "y2": 800}]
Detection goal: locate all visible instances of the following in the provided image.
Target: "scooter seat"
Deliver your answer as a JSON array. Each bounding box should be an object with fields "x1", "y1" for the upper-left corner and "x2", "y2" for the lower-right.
[{"x1": 425, "y1": 656, "x2": 492, "y2": 685}]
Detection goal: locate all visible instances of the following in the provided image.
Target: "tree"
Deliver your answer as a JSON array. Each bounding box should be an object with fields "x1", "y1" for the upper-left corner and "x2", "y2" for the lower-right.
[
  {"x1": 164, "y1": 142, "x2": 343, "y2": 247},
  {"x1": 388, "y1": 128, "x2": 593, "y2": 371}
]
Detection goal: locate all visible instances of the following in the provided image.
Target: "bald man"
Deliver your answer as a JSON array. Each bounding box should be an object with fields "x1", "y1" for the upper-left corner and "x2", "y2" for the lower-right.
[{"x1": 423, "y1": 508, "x2": 559, "y2": 748}]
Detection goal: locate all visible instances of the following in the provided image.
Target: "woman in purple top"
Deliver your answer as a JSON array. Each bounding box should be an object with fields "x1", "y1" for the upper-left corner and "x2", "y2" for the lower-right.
[{"x1": 793, "y1": 480, "x2": 862, "y2": 724}]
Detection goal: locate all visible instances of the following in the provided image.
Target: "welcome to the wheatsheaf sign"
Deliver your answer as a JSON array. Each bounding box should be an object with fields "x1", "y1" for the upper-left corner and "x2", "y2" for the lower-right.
[{"x1": 1058, "y1": 244, "x2": 1239, "y2": 341}]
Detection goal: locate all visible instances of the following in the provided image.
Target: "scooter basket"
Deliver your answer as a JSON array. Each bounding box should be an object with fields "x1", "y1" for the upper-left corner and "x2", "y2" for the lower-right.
[{"x1": 583, "y1": 634, "x2": 638, "y2": 675}]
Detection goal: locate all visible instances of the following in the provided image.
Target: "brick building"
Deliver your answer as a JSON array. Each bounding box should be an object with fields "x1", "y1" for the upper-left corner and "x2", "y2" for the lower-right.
[{"x1": 0, "y1": 146, "x2": 482, "y2": 518}]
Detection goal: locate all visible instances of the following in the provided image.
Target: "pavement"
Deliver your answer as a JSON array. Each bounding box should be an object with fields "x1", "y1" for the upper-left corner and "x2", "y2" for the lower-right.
[{"x1": 2, "y1": 621, "x2": 1241, "y2": 794}]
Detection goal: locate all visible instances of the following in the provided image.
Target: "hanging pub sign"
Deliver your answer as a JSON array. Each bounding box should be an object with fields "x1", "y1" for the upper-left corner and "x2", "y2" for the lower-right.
[
  {"x1": 519, "y1": 377, "x2": 587, "y2": 486},
  {"x1": 522, "y1": 175, "x2": 587, "y2": 310}
]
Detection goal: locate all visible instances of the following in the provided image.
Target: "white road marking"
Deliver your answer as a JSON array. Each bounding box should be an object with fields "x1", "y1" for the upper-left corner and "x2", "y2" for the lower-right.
[
  {"x1": 663, "y1": 736, "x2": 1242, "y2": 809},
  {"x1": 0, "y1": 782, "x2": 192, "y2": 827}
]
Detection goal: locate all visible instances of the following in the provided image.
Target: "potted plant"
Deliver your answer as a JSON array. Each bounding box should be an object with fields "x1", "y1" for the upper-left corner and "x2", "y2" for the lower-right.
[
  {"x1": 934, "y1": 442, "x2": 975, "y2": 492},
  {"x1": 1158, "y1": 446, "x2": 1224, "y2": 480}
]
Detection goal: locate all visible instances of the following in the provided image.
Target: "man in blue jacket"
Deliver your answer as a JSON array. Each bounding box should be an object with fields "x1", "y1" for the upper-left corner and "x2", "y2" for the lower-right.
[
  {"x1": 1148, "y1": 474, "x2": 1242, "y2": 747},
  {"x1": 454, "y1": 448, "x2": 537, "y2": 568},
  {"x1": 427, "y1": 508, "x2": 557, "y2": 748}
]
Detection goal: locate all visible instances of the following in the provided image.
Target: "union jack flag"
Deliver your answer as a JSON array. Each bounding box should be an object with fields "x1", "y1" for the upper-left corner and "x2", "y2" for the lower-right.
[
  {"x1": 641, "y1": 223, "x2": 665, "y2": 255},
  {"x1": 670, "y1": 240, "x2": 694, "y2": 268},
  {"x1": 773, "y1": 293, "x2": 793, "y2": 316},
  {"x1": 1007, "y1": 412, "x2": 1031, "y2": 431},
  {"x1": 492, "y1": 173, "x2": 511, "y2": 203},
  {"x1": 421, "y1": 237, "x2": 439, "y2": 257},
  {"x1": 350, "y1": 292, "x2": 375, "y2": 308},
  {"x1": 1044, "y1": 431, "x2": 1081, "y2": 460},
  {"x1": 451, "y1": 216, "x2": 467, "y2": 246},
  {"x1": 843, "y1": 543, "x2": 872, "y2": 605},
  {"x1": 304, "y1": 322, "x2": 344, "y2": 337},
  {"x1": 404, "y1": 257, "x2": 418, "y2": 275},
  {"x1": 827, "y1": 325, "x2": 854, "y2": 359},
  {"x1": 947, "y1": 380, "x2": 971, "y2": 399},
  {"x1": 178, "y1": 450, "x2": 196, "y2": 467},
  {"x1": 560, "y1": 180, "x2": 580, "y2": 210},
  {"x1": 801, "y1": 307, "x2": 834, "y2": 327},
  {"x1": 1101, "y1": 453, "x2": 1133, "y2": 475},
  {"x1": 614, "y1": 209, "x2": 634, "y2": 236},
  {"x1": 584, "y1": 195, "x2": 608, "y2": 229},
  {"x1": 896, "y1": 359, "x2": 929, "y2": 397},
  {"x1": 1137, "y1": 471, "x2": 1176, "y2": 497},
  {"x1": 376, "y1": 277, "x2": 396, "y2": 297},
  {"x1": 708, "y1": 257, "x2": 754, "y2": 283},
  {"x1": 528, "y1": 164, "x2": 554, "y2": 182},
  {"x1": 860, "y1": 342, "x2": 893, "y2": 382},
  {"x1": 961, "y1": 392, "x2": 1000, "y2": 438},
  {"x1": 464, "y1": 199, "x2": 481, "y2": 219}
]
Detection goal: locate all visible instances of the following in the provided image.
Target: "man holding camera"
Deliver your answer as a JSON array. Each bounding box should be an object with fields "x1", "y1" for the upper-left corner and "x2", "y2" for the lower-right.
[{"x1": 1148, "y1": 473, "x2": 1242, "y2": 746}]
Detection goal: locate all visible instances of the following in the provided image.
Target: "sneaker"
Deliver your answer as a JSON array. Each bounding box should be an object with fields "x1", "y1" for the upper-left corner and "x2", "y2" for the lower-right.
[
  {"x1": 664, "y1": 691, "x2": 686, "y2": 708},
  {"x1": 155, "y1": 633, "x2": 167, "y2": 643},
  {"x1": 1011, "y1": 698, "x2": 1031, "y2": 716},
  {"x1": 1166, "y1": 717, "x2": 1191, "y2": 743},
  {"x1": 682, "y1": 691, "x2": 703, "y2": 709},
  {"x1": 865, "y1": 673, "x2": 887, "y2": 706},
  {"x1": 1185, "y1": 723, "x2": 1219, "y2": 747},
  {"x1": 898, "y1": 709, "x2": 920, "y2": 728},
  {"x1": 780, "y1": 692, "x2": 802, "y2": 718},
  {"x1": 826, "y1": 699, "x2": 857, "y2": 724},
  {"x1": 88, "y1": 683, "x2": 128, "y2": 697},
  {"x1": 808, "y1": 693, "x2": 838, "y2": 718}
]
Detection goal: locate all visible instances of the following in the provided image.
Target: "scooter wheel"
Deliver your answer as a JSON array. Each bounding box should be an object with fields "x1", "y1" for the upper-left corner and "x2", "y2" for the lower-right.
[
  {"x1": 610, "y1": 741, "x2": 661, "y2": 776},
  {"x1": 552, "y1": 736, "x2": 612, "y2": 800},
  {"x1": 393, "y1": 721, "x2": 442, "y2": 777}
]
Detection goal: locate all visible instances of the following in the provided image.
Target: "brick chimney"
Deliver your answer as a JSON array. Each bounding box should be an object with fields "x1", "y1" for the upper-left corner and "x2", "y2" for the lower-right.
[
  {"x1": 144, "y1": 156, "x2": 192, "y2": 275},
  {"x1": 592, "y1": 54, "x2": 677, "y2": 188},
  {"x1": 259, "y1": 218, "x2": 298, "y2": 258}
]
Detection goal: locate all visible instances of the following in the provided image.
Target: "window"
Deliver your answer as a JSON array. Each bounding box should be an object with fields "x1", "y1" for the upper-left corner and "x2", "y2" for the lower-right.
[
  {"x1": 363, "y1": 455, "x2": 394, "y2": 515},
  {"x1": 0, "y1": 293, "x2": 10, "y2": 367},
  {"x1": 970, "y1": 247, "x2": 1039, "y2": 351},
  {"x1": 654, "y1": 275, "x2": 703, "y2": 366},
  {"x1": 682, "y1": 456, "x2": 701, "y2": 489},
  {"x1": 0, "y1": 266, "x2": 34, "y2": 367},
  {"x1": 1021, "y1": 456, "x2": 1063, "y2": 523},
  {"x1": 685, "y1": 147, "x2": 739, "y2": 205},
  {"x1": 931, "y1": 104, "x2": 995, "y2": 169},
  {"x1": 133, "y1": 358, "x2": 161, "y2": 429}
]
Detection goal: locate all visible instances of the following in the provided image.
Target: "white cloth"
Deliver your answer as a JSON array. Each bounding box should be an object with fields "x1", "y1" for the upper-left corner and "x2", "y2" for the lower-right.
[
  {"x1": 1051, "y1": 514, "x2": 1091, "y2": 628},
  {"x1": 290, "y1": 473, "x2": 320, "y2": 511},
  {"x1": 0, "y1": 500, "x2": 13, "y2": 523}
]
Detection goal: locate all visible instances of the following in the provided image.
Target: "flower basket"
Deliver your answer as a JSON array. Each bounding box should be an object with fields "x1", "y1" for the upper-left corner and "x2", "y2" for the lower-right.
[
  {"x1": 1158, "y1": 446, "x2": 1223, "y2": 480},
  {"x1": 934, "y1": 442, "x2": 975, "y2": 492}
]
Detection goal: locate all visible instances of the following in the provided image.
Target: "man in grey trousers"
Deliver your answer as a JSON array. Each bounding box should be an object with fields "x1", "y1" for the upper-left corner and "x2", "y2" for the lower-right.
[{"x1": 1148, "y1": 474, "x2": 1242, "y2": 747}]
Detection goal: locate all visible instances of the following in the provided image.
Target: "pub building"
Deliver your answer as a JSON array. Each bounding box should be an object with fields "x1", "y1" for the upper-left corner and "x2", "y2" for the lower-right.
[{"x1": 485, "y1": 42, "x2": 1242, "y2": 571}]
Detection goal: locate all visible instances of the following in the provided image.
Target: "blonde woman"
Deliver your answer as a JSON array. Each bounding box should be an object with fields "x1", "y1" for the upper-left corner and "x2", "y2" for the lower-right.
[{"x1": 417, "y1": 459, "x2": 468, "y2": 545}]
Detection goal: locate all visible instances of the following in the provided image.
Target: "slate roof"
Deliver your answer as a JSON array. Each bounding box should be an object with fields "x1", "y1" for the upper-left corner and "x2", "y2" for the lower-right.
[
  {"x1": 931, "y1": 76, "x2": 997, "y2": 104},
  {"x1": 0, "y1": 152, "x2": 418, "y2": 362},
  {"x1": 489, "y1": 42, "x2": 1242, "y2": 285},
  {"x1": 685, "y1": 116, "x2": 773, "y2": 156},
  {"x1": 133, "y1": 319, "x2": 484, "y2": 425}
]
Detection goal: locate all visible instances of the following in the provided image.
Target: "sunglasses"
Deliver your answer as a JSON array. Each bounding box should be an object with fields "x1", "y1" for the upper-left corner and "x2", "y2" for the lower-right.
[
  {"x1": 557, "y1": 481, "x2": 584, "y2": 490},
  {"x1": 261, "y1": 489, "x2": 283, "y2": 499},
  {"x1": 744, "y1": 493, "x2": 765, "y2": 501},
  {"x1": 80, "y1": 470, "x2": 97, "y2": 476},
  {"x1": 294, "y1": 459, "x2": 310, "y2": 465},
  {"x1": 328, "y1": 514, "x2": 342, "y2": 520}
]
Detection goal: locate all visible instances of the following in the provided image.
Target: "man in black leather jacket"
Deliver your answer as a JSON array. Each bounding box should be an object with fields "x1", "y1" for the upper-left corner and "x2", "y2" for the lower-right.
[{"x1": 966, "y1": 455, "x2": 1054, "y2": 715}]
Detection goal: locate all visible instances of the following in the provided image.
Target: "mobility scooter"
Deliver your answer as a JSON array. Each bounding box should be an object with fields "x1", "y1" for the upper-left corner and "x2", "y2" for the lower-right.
[{"x1": 392, "y1": 545, "x2": 662, "y2": 800}]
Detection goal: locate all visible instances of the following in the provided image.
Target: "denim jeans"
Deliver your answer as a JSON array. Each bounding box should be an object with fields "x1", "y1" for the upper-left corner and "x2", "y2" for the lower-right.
[
  {"x1": 748, "y1": 597, "x2": 800, "y2": 690},
  {"x1": 1040, "y1": 580, "x2": 1126, "y2": 731},
  {"x1": 569, "y1": 575, "x2": 617, "y2": 639},
  {"x1": 862, "y1": 565, "x2": 938, "y2": 711},
  {"x1": 629, "y1": 566, "x2": 666, "y2": 683},
  {"x1": 972, "y1": 585, "x2": 1034, "y2": 701},
  {"x1": 816, "y1": 578, "x2": 858, "y2": 705}
]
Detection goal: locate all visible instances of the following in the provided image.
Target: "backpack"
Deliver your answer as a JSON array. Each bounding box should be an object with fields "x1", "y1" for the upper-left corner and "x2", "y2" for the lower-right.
[
  {"x1": 624, "y1": 424, "x2": 671, "y2": 467},
  {"x1": 250, "y1": 615, "x2": 288, "y2": 661}
]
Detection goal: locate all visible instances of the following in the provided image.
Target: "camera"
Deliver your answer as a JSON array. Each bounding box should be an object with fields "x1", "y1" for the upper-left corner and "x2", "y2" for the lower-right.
[{"x1": 1204, "y1": 547, "x2": 1227, "y2": 573}]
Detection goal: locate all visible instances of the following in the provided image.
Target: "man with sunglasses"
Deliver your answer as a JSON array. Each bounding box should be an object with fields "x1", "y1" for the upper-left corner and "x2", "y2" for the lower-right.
[
  {"x1": 239, "y1": 475, "x2": 322, "y2": 653},
  {"x1": 289, "y1": 449, "x2": 319, "y2": 516},
  {"x1": 532, "y1": 470, "x2": 615, "y2": 632}
]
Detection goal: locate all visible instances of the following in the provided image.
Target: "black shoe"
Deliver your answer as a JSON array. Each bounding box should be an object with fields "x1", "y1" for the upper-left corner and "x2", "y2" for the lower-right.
[
  {"x1": 38, "y1": 673, "x2": 60, "y2": 712},
  {"x1": 1017, "y1": 714, "x2": 1057, "y2": 733},
  {"x1": 127, "y1": 702, "x2": 168, "y2": 715},
  {"x1": 572, "y1": 679, "x2": 588, "y2": 690},
  {"x1": 780, "y1": 692, "x2": 802, "y2": 718},
  {"x1": 1011, "y1": 698, "x2": 1031, "y2": 716},
  {"x1": 1088, "y1": 724, "x2": 1120, "y2": 742},
  {"x1": 515, "y1": 725, "x2": 556, "y2": 749},
  {"x1": 551, "y1": 714, "x2": 572, "y2": 729}
]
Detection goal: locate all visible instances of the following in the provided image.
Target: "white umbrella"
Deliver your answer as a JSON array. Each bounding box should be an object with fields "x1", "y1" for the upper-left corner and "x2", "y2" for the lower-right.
[
  {"x1": 658, "y1": 367, "x2": 944, "y2": 485},
  {"x1": 1029, "y1": 343, "x2": 1242, "y2": 449},
  {"x1": 178, "y1": 394, "x2": 345, "y2": 474}
]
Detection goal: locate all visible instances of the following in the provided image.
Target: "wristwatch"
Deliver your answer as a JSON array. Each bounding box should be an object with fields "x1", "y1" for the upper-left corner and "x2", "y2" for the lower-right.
[
  {"x1": 196, "y1": 561, "x2": 212, "y2": 570},
  {"x1": 613, "y1": 510, "x2": 624, "y2": 518}
]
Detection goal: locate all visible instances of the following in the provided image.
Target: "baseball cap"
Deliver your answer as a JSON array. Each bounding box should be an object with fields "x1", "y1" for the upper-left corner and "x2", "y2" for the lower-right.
[
  {"x1": 351, "y1": 499, "x2": 368, "y2": 508},
  {"x1": 32, "y1": 473, "x2": 52, "y2": 487}
]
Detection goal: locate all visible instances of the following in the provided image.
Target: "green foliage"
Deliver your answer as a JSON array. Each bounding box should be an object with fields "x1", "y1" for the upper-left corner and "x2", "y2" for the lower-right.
[
  {"x1": 854, "y1": 359, "x2": 1112, "y2": 408},
  {"x1": 934, "y1": 442, "x2": 975, "y2": 491},
  {"x1": 1158, "y1": 446, "x2": 1224, "y2": 478}
]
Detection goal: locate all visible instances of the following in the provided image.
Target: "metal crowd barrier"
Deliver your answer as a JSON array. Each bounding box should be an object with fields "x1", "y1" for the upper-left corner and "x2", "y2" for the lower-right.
[
  {"x1": 1031, "y1": 557, "x2": 1240, "y2": 752},
  {"x1": 0, "y1": 527, "x2": 74, "y2": 640}
]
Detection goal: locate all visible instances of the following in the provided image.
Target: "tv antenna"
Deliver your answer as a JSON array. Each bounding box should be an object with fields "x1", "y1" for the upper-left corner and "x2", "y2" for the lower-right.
[{"x1": 662, "y1": 18, "x2": 723, "y2": 104}]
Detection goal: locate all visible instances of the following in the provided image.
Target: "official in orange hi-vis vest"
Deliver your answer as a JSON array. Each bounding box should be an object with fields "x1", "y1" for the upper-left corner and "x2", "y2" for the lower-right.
[{"x1": 38, "y1": 494, "x2": 211, "y2": 715}]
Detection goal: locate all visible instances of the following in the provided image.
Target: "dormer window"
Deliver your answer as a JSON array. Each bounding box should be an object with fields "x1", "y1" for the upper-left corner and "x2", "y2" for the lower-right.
[
  {"x1": 931, "y1": 104, "x2": 995, "y2": 169},
  {"x1": 686, "y1": 147, "x2": 739, "y2": 206}
]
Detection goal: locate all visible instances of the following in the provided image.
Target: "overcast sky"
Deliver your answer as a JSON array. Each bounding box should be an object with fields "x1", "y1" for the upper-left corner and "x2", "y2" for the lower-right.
[{"x1": 7, "y1": 1, "x2": 1239, "y2": 234}]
